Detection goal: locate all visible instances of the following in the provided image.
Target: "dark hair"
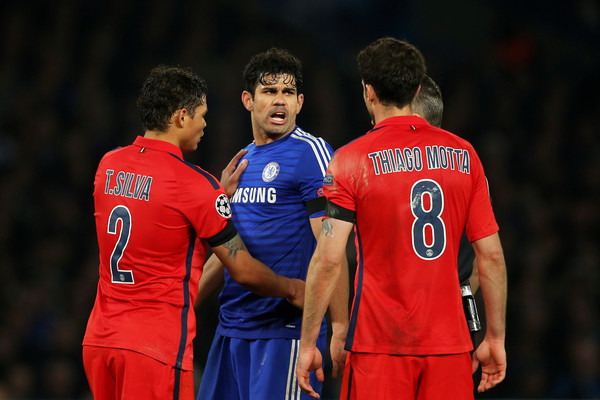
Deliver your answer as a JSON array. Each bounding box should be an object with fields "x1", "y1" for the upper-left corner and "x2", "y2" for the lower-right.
[
  {"x1": 137, "y1": 65, "x2": 207, "y2": 132},
  {"x1": 412, "y1": 75, "x2": 443, "y2": 128},
  {"x1": 357, "y1": 37, "x2": 426, "y2": 108},
  {"x1": 243, "y1": 48, "x2": 303, "y2": 96}
]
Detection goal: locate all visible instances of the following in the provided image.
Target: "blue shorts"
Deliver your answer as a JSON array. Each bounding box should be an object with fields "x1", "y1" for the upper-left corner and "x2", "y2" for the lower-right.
[{"x1": 197, "y1": 334, "x2": 326, "y2": 400}]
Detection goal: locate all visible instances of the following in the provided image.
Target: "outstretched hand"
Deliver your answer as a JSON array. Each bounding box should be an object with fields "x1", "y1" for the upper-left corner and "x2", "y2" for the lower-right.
[
  {"x1": 221, "y1": 149, "x2": 248, "y2": 197},
  {"x1": 472, "y1": 339, "x2": 507, "y2": 392},
  {"x1": 296, "y1": 344, "x2": 324, "y2": 399}
]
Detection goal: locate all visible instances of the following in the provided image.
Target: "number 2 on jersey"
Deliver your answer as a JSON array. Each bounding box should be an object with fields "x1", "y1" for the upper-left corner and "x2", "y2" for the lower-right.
[
  {"x1": 107, "y1": 205, "x2": 135, "y2": 284},
  {"x1": 411, "y1": 179, "x2": 446, "y2": 260}
]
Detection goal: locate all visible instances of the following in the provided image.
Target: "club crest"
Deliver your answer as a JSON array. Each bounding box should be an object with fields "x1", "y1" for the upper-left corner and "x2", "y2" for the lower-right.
[{"x1": 262, "y1": 162, "x2": 280, "y2": 182}]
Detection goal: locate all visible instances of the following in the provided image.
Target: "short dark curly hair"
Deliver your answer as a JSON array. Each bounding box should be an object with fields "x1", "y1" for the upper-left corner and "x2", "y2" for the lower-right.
[
  {"x1": 357, "y1": 38, "x2": 426, "y2": 108},
  {"x1": 243, "y1": 48, "x2": 303, "y2": 97},
  {"x1": 137, "y1": 65, "x2": 207, "y2": 132}
]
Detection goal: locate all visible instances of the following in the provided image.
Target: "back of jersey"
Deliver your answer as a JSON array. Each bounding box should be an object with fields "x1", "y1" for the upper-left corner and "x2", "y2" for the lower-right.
[
  {"x1": 325, "y1": 116, "x2": 498, "y2": 356},
  {"x1": 84, "y1": 136, "x2": 229, "y2": 370}
]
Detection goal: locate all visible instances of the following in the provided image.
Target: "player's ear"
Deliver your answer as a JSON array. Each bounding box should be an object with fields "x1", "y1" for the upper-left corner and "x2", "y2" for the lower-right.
[
  {"x1": 413, "y1": 85, "x2": 421, "y2": 101},
  {"x1": 365, "y1": 84, "x2": 377, "y2": 104},
  {"x1": 295, "y1": 93, "x2": 304, "y2": 115},
  {"x1": 241, "y1": 91, "x2": 253, "y2": 112},
  {"x1": 172, "y1": 109, "x2": 186, "y2": 128}
]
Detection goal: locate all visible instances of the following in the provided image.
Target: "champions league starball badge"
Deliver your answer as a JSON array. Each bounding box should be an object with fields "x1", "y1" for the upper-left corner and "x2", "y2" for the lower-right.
[
  {"x1": 215, "y1": 194, "x2": 232, "y2": 218},
  {"x1": 262, "y1": 162, "x2": 280, "y2": 182}
]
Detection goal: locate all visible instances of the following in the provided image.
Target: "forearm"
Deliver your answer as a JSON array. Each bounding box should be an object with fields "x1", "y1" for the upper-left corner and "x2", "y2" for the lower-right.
[
  {"x1": 479, "y1": 262, "x2": 506, "y2": 340},
  {"x1": 303, "y1": 217, "x2": 354, "y2": 346},
  {"x1": 241, "y1": 264, "x2": 298, "y2": 299},
  {"x1": 229, "y1": 252, "x2": 298, "y2": 298},
  {"x1": 328, "y1": 255, "x2": 349, "y2": 340},
  {"x1": 196, "y1": 253, "x2": 225, "y2": 307},
  {"x1": 301, "y1": 248, "x2": 342, "y2": 347},
  {"x1": 308, "y1": 216, "x2": 349, "y2": 341},
  {"x1": 475, "y1": 235, "x2": 507, "y2": 341},
  {"x1": 212, "y1": 234, "x2": 302, "y2": 301},
  {"x1": 469, "y1": 259, "x2": 480, "y2": 294}
]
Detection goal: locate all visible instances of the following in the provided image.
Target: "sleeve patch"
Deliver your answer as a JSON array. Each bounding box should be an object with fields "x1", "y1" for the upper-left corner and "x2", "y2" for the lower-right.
[
  {"x1": 323, "y1": 174, "x2": 333, "y2": 185},
  {"x1": 215, "y1": 194, "x2": 232, "y2": 218}
]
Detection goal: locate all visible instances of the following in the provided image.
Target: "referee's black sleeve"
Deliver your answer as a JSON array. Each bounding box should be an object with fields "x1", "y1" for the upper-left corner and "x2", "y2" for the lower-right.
[{"x1": 324, "y1": 200, "x2": 356, "y2": 223}]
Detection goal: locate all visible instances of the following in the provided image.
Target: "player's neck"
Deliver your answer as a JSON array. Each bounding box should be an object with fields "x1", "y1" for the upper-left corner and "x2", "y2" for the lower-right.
[
  {"x1": 144, "y1": 130, "x2": 179, "y2": 147},
  {"x1": 372, "y1": 104, "x2": 413, "y2": 125},
  {"x1": 252, "y1": 127, "x2": 293, "y2": 146}
]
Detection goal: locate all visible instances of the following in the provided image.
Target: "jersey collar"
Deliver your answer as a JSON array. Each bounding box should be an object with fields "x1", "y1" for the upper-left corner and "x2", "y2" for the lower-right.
[
  {"x1": 370, "y1": 115, "x2": 430, "y2": 133},
  {"x1": 133, "y1": 136, "x2": 183, "y2": 158}
]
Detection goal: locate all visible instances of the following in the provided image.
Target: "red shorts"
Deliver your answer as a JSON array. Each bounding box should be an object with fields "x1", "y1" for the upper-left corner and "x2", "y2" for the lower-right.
[
  {"x1": 340, "y1": 352, "x2": 473, "y2": 400},
  {"x1": 82, "y1": 345, "x2": 194, "y2": 400}
]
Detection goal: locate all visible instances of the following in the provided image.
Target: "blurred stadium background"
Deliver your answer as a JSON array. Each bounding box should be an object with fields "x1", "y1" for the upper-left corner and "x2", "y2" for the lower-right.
[{"x1": 0, "y1": 0, "x2": 598, "y2": 398}]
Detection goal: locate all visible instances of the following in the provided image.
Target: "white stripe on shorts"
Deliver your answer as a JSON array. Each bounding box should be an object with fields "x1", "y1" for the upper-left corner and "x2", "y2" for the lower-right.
[{"x1": 285, "y1": 339, "x2": 302, "y2": 400}]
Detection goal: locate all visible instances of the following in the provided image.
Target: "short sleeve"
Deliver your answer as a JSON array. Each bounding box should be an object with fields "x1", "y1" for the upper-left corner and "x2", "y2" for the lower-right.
[
  {"x1": 295, "y1": 138, "x2": 333, "y2": 203},
  {"x1": 177, "y1": 165, "x2": 234, "y2": 241},
  {"x1": 465, "y1": 150, "x2": 499, "y2": 241},
  {"x1": 323, "y1": 148, "x2": 358, "y2": 212}
]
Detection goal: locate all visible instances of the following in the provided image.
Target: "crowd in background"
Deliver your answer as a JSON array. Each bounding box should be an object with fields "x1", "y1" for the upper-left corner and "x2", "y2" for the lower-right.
[{"x1": 0, "y1": 1, "x2": 599, "y2": 398}]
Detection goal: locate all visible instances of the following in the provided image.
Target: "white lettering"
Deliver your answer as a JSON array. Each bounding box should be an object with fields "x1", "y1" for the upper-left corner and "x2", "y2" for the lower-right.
[
  {"x1": 365, "y1": 146, "x2": 471, "y2": 176},
  {"x1": 230, "y1": 187, "x2": 277, "y2": 204},
  {"x1": 105, "y1": 170, "x2": 152, "y2": 201},
  {"x1": 268, "y1": 187, "x2": 276, "y2": 203}
]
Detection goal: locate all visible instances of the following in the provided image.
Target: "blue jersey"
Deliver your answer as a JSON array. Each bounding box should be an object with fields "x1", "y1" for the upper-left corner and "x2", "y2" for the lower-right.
[{"x1": 217, "y1": 127, "x2": 333, "y2": 339}]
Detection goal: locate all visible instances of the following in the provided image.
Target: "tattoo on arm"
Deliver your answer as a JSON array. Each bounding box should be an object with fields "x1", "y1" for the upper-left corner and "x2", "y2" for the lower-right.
[
  {"x1": 222, "y1": 234, "x2": 247, "y2": 259},
  {"x1": 322, "y1": 219, "x2": 334, "y2": 237}
]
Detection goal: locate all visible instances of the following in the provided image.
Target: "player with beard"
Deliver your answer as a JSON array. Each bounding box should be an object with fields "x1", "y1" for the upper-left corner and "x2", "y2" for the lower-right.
[{"x1": 197, "y1": 48, "x2": 348, "y2": 400}]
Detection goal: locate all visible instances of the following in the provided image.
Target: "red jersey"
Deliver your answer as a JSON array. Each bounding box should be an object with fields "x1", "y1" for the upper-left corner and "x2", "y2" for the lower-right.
[
  {"x1": 83, "y1": 136, "x2": 235, "y2": 370},
  {"x1": 324, "y1": 116, "x2": 498, "y2": 356}
]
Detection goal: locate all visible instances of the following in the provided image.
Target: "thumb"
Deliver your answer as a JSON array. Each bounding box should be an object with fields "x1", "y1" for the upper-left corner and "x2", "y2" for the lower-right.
[
  {"x1": 472, "y1": 356, "x2": 480, "y2": 374},
  {"x1": 315, "y1": 366, "x2": 325, "y2": 383}
]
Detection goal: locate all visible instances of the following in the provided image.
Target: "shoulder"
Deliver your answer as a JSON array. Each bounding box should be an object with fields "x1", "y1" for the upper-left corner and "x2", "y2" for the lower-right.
[
  {"x1": 288, "y1": 127, "x2": 333, "y2": 154},
  {"x1": 332, "y1": 130, "x2": 373, "y2": 159},
  {"x1": 430, "y1": 126, "x2": 476, "y2": 149},
  {"x1": 99, "y1": 145, "x2": 128, "y2": 161},
  {"x1": 243, "y1": 141, "x2": 256, "y2": 152},
  {"x1": 166, "y1": 153, "x2": 221, "y2": 190},
  {"x1": 97, "y1": 145, "x2": 135, "y2": 173}
]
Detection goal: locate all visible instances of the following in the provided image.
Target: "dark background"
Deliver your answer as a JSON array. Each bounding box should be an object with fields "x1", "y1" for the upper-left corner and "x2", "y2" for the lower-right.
[{"x1": 1, "y1": 0, "x2": 599, "y2": 398}]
